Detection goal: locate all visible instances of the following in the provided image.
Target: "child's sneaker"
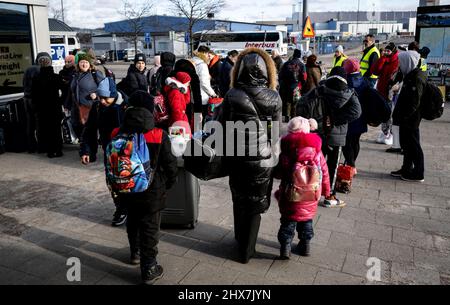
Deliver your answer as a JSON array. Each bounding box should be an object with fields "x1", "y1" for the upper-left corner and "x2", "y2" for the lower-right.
[
  {"x1": 141, "y1": 263, "x2": 164, "y2": 285},
  {"x1": 376, "y1": 132, "x2": 385, "y2": 144},
  {"x1": 321, "y1": 195, "x2": 346, "y2": 208},
  {"x1": 383, "y1": 133, "x2": 393, "y2": 146},
  {"x1": 279, "y1": 244, "x2": 291, "y2": 260}
]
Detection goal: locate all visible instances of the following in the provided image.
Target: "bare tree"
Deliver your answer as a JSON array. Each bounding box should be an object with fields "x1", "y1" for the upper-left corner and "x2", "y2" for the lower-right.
[
  {"x1": 168, "y1": 0, "x2": 226, "y2": 56},
  {"x1": 48, "y1": 0, "x2": 65, "y2": 22},
  {"x1": 51, "y1": 7, "x2": 65, "y2": 21},
  {"x1": 118, "y1": 0, "x2": 154, "y2": 54}
]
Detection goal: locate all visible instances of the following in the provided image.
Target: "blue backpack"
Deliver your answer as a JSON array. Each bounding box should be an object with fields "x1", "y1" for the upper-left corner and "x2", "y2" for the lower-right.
[{"x1": 105, "y1": 133, "x2": 153, "y2": 194}]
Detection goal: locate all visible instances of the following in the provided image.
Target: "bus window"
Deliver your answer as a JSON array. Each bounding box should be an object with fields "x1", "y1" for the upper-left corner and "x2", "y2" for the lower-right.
[
  {"x1": 68, "y1": 38, "x2": 76, "y2": 45},
  {"x1": 50, "y1": 36, "x2": 64, "y2": 44},
  {"x1": 0, "y1": 2, "x2": 33, "y2": 97}
]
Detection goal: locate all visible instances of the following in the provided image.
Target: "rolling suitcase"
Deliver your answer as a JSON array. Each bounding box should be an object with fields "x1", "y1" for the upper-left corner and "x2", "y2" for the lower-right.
[
  {"x1": 0, "y1": 99, "x2": 27, "y2": 153},
  {"x1": 0, "y1": 128, "x2": 5, "y2": 154},
  {"x1": 161, "y1": 159, "x2": 200, "y2": 229}
]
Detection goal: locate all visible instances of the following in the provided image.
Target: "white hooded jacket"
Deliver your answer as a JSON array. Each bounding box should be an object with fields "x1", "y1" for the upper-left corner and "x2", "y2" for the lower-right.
[{"x1": 192, "y1": 56, "x2": 216, "y2": 105}]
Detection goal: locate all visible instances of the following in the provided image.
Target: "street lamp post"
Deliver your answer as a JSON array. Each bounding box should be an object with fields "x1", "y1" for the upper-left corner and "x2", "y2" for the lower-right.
[
  {"x1": 356, "y1": 0, "x2": 360, "y2": 35},
  {"x1": 112, "y1": 34, "x2": 117, "y2": 62},
  {"x1": 60, "y1": 0, "x2": 65, "y2": 23}
]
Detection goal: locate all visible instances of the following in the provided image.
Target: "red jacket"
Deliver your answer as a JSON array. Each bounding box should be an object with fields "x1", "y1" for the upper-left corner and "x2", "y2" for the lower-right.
[
  {"x1": 274, "y1": 132, "x2": 330, "y2": 222},
  {"x1": 164, "y1": 77, "x2": 191, "y2": 134},
  {"x1": 370, "y1": 51, "x2": 399, "y2": 99}
]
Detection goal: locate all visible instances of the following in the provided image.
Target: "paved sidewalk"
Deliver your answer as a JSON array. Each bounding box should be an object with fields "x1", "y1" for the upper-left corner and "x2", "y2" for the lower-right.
[{"x1": 0, "y1": 106, "x2": 449, "y2": 285}]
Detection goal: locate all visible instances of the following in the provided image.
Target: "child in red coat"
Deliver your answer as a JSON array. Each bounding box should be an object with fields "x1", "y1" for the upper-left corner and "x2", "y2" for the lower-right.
[
  {"x1": 274, "y1": 116, "x2": 331, "y2": 259},
  {"x1": 164, "y1": 72, "x2": 192, "y2": 135}
]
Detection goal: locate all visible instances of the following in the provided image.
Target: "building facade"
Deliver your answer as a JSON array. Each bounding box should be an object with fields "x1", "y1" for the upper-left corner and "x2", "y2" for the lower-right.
[{"x1": 94, "y1": 15, "x2": 278, "y2": 58}]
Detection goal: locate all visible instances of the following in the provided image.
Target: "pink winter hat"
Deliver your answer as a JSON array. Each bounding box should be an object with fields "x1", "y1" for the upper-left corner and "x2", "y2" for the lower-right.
[
  {"x1": 288, "y1": 116, "x2": 318, "y2": 134},
  {"x1": 343, "y1": 58, "x2": 360, "y2": 75}
]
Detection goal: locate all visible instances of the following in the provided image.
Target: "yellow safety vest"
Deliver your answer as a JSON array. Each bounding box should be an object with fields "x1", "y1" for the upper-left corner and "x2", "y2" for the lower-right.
[
  {"x1": 360, "y1": 46, "x2": 381, "y2": 79},
  {"x1": 333, "y1": 55, "x2": 348, "y2": 68},
  {"x1": 420, "y1": 58, "x2": 427, "y2": 72}
]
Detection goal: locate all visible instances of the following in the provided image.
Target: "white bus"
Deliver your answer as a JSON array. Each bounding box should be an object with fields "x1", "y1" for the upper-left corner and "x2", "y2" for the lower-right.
[
  {"x1": 0, "y1": 0, "x2": 50, "y2": 103},
  {"x1": 193, "y1": 30, "x2": 288, "y2": 56}
]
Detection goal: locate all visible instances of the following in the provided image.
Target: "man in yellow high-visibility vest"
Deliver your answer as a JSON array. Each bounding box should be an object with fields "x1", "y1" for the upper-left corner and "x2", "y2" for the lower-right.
[
  {"x1": 360, "y1": 34, "x2": 380, "y2": 88},
  {"x1": 419, "y1": 47, "x2": 431, "y2": 73},
  {"x1": 332, "y1": 45, "x2": 347, "y2": 68}
]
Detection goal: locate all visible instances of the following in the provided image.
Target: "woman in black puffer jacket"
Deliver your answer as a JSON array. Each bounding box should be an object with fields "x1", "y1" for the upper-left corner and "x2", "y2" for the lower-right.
[
  {"x1": 123, "y1": 53, "x2": 149, "y2": 95},
  {"x1": 217, "y1": 48, "x2": 282, "y2": 264}
]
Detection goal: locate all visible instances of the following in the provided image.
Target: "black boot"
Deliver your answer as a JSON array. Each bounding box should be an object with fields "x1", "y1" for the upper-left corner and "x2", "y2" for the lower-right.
[
  {"x1": 298, "y1": 240, "x2": 311, "y2": 257},
  {"x1": 279, "y1": 244, "x2": 291, "y2": 260},
  {"x1": 237, "y1": 214, "x2": 261, "y2": 264}
]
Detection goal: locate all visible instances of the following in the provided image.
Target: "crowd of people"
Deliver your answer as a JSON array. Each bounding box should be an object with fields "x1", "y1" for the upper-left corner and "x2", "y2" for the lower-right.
[{"x1": 21, "y1": 36, "x2": 432, "y2": 284}]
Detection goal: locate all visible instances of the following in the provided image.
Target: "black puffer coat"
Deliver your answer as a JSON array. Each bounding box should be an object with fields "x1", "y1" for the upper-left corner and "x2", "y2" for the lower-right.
[
  {"x1": 217, "y1": 48, "x2": 282, "y2": 215},
  {"x1": 296, "y1": 82, "x2": 361, "y2": 147},
  {"x1": 124, "y1": 64, "x2": 148, "y2": 95}
]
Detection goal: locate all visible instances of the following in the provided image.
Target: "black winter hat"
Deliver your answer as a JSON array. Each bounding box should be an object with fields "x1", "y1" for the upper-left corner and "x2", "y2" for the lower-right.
[
  {"x1": 293, "y1": 49, "x2": 302, "y2": 59},
  {"x1": 161, "y1": 52, "x2": 176, "y2": 67},
  {"x1": 134, "y1": 53, "x2": 146, "y2": 64},
  {"x1": 326, "y1": 67, "x2": 348, "y2": 91},
  {"x1": 128, "y1": 90, "x2": 154, "y2": 113},
  {"x1": 385, "y1": 42, "x2": 397, "y2": 53},
  {"x1": 420, "y1": 47, "x2": 431, "y2": 59}
]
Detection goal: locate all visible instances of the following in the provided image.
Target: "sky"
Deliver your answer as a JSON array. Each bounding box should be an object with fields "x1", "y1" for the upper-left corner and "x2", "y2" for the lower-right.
[{"x1": 49, "y1": 0, "x2": 450, "y2": 29}]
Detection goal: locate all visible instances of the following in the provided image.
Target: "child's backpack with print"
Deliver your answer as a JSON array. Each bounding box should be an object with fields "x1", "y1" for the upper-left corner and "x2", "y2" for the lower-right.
[
  {"x1": 285, "y1": 147, "x2": 322, "y2": 203},
  {"x1": 105, "y1": 133, "x2": 153, "y2": 194}
]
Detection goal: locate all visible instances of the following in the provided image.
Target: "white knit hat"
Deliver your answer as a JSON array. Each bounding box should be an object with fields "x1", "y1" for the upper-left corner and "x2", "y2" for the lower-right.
[
  {"x1": 288, "y1": 116, "x2": 318, "y2": 134},
  {"x1": 336, "y1": 45, "x2": 344, "y2": 54}
]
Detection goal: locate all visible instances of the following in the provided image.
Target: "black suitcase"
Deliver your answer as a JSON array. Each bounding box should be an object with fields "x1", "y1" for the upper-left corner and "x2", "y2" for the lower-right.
[
  {"x1": 0, "y1": 99, "x2": 27, "y2": 153},
  {"x1": 0, "y1": 127, "x2": 5, "y2": 154},
  {"x1": 161, "y1": 159, "x2": 200, "y2": 229}
]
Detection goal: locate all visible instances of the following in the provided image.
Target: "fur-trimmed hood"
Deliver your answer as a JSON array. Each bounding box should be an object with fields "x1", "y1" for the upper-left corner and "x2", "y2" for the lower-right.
[
  {"x1": 192, "y1": 52, "x2": 210, "y2": 65},
  {"x1": 165, "y1": 76, "x2": 190, "y2": 94},
  {"x1": 231, "y1": 48, "x2": 277, "y2": 90}
]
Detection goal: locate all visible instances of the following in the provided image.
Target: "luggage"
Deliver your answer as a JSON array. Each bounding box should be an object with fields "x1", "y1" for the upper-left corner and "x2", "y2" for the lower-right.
[
  {"x1": 153, "y1": 94, "x2": 169, "y2": 126},
  {"x1": 335, "y1": 164, "x2": 354, "y2": 194},
  {"x1": 61, "y1": 111, "x2": 78, "y2": 144},
  {"x1": 183, "y1": 132, "x2": 228, "y2": 181},
  {"x1": 161, "y1": 159, "x2": 200, "y2": 229},
  {"x1": 0, "y1": 99, "x2": 27, "y2": 153},
  {"x1": 0, "y1": 128, "x2": 5, "y2": 154}
]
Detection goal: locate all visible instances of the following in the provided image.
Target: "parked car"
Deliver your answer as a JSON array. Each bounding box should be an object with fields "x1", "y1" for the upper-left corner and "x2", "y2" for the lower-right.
[
  {"x1": 96, "y1": 54, "x2": 106, "y2": 64},
  {"x1": 123, "y1": 48, "x2": 143, "y2": 62}
]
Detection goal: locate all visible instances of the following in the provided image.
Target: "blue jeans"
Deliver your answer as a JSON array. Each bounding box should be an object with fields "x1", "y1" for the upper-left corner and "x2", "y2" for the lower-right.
[{"x1": 278, "y1": 219, "x2": 314, "y2": 246}]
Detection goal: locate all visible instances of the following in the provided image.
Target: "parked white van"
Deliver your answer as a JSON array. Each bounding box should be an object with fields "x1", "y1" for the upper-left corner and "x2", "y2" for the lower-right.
[{"x1": 123, "y1": 48, "x2": 143, "y2": 62}]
